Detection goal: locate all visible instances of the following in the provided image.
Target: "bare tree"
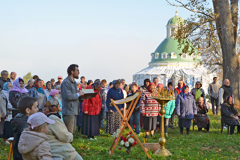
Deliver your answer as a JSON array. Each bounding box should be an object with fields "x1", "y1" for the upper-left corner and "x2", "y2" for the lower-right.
[{"x1": 166, "y1": 0, "x2": 240, "y2": 102}]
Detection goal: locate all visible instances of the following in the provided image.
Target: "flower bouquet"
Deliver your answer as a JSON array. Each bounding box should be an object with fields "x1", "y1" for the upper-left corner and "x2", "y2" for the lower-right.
[{"x1": 119, "y1": 132, "x2": 137, "y2": 154}]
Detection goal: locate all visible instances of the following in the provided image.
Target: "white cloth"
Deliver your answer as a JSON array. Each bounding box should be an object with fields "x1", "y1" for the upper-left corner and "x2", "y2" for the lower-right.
[
  {"x1": 123, "y1": 90, "x2": 127, "y2": 108},
  {"x1": 219, "y1": 88, "x2": 224, "y2": 104}
]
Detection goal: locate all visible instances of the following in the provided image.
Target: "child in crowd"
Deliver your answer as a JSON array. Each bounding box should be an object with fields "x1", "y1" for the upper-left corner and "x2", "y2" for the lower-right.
[
  {"x1": 159, "y1": 82, "x2": 176, "y2": 137},
  {"x1": 18, "y1": 112, "x2": 55, "y2": 160},
  {"x1": 11, "y1": 96, "x2": 39, "y2": 160},
  {"x1": 127, "y1": 83, "x2": 141, "y2": 135}
]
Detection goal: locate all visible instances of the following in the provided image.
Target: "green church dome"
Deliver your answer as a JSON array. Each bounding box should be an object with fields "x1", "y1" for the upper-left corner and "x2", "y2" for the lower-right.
[
  {"x1": 149, "y1": 12, "x2": 199, "y2": 65},
  {"x1": 167, "y1": 12, "x2": 185, "y2": 26},
  {"x1": 150, "y1": 38, "x2": 199, "y2": 63}
]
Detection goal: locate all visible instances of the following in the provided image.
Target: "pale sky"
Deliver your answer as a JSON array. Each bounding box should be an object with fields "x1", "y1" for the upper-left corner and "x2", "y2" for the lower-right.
[{"x1": 0, "y1": 0, "x2": 193, "y2": 84}]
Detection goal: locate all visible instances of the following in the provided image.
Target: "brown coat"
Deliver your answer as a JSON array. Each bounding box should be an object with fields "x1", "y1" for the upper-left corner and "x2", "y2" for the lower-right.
[{"x1": 18, "y1": 129, "x2": 52, "y2": 160}]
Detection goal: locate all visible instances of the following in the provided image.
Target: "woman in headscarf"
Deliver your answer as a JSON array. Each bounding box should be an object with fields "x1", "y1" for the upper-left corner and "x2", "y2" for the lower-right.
[
  {"x1": 82, "y1": 79, "x2": 102, "y2": 140},
  {"x1": 48, "y1": 89, "x2": 63, "y2": 121},
  {"x1": 170, "y1": 79, "x2": 186, "y2": 128},
  {"x1": 1, "y1": 82, "x2": 13, "y2": 144},
  {"x1": 25, "y1": 79, "x2": 34, "y2": 90},
  {"x1": 28, "y1": 79, "x2": 47, "y2": 111},
  {"x1": 194, "y1": 97, "x2": 210, "y2": 132},
  {"x1": 191, "y1": 81, "x2": 206, "y2": 103},
  {"x1": 139, "y1": 82, "x2": 161, "y2": 138},
  {"x1": 176, "y1": 85, "x2": 197, "y2": 135},
  {"x1": 9, "y1": 77, "x2": 29, "y2": 109},
  {"x1": 221, "y1": 96, "x2": 240, "y2": 134},
  {"x1": 106, "y1": 80, "x2": 124, "y2": 135},
  {"x1": 55, "y1": 85, "x2": 62, "y2": 102},
  {"x1": 159, "y1": 82, "x2": 176, "y2": 137},
  {"x1": 157, "y1": 83, "x2": 164, "y2": 95},
  {"x1": 42, "y1": 100, "x2": 83, "y2": 160}
]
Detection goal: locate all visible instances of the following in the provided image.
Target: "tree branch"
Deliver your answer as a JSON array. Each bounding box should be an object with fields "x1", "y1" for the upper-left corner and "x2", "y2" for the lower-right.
[{"x1": 166, "y1": 0, "x2": 214, "y2": 19}]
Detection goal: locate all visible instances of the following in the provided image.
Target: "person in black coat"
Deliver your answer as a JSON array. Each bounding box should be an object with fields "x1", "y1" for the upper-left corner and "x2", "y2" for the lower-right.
[
  {"x1": 194, "y1": 97, "x2": 210, "y2": 132},
  {"x1": 11, "y1": 96, "x2": 39, "y2": 160},
  {"x1": 9, "y1": 78, "x2": 28, "y2": 109},
  {"x1": 221, "y1": 96, "x2": 240, "y2": 134}
]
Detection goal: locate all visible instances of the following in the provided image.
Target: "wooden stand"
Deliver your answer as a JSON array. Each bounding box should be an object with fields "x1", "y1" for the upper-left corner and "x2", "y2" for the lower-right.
[{"x1": 109, "y1": 92, "x2": 151, "y2": 159}]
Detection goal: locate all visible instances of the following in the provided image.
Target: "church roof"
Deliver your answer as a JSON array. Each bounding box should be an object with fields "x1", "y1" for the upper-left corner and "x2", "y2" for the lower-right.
[
  {"x1": 150, "y1": 38, "x2": 199, "y2": 63},
  {"x1": 167, "y1": 12, "x2": 185, "y2": 26}
]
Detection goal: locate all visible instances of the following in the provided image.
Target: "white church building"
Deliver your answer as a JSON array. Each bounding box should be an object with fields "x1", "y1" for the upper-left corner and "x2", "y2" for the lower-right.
[{"x1": 133, "y1": 12, "x2": 214, "y2": 91}]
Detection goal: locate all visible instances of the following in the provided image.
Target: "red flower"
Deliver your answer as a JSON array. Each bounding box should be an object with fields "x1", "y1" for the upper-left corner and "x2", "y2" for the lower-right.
[
  {"x1": 123, "y1": 137, "x2": 128, "y2": 142},
  {"x1": 132, "y1": 141, "x2": 137, "y2": 146}
]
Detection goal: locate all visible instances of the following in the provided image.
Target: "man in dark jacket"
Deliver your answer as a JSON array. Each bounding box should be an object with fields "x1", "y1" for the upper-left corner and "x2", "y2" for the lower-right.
[
  {"x1": 11, "y1": 97, "x2": 39, "y2": 160},
  {"x1": 61, "y1": 64, "x2": 84, "y2": 134},
  {"x1": 219, "y1": 79, "x2": 233, "y2": 105},
  {"x1": 0, "y1": 70, "x2": 10, "y2": 90}
]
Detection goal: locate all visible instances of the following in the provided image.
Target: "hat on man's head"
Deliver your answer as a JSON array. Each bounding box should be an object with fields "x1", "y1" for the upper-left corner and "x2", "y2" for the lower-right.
[
  {"x1": 58, "y1": 76, "x2": 63, "y2": 79},
  {"x1": 27, "y1": 112, "x2": 55, "y2": 129}
]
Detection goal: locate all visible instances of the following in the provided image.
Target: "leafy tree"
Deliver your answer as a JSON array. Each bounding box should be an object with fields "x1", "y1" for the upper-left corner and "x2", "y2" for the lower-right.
[
  {"x1": 23, "y1": 72, "x2": 32, "y2": 84},
  {"x1": 167, "y1": 0, "x2": 240, "y2": 101}
]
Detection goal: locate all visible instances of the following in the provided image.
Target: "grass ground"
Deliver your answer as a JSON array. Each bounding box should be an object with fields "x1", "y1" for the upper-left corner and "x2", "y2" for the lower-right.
[{"x1": 1, "y1": 111, "x2": 240, "y2": 160}]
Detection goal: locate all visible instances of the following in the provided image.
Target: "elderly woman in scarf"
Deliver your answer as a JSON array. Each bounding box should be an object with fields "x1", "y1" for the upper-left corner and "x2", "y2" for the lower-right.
[
  {"x1": 170, "y1": 79, "x2": 186, "y2": 128},
  {"x1": 1, "y1": 82, "x2": 13, "y2": 144},
  {"x1": 106, "y1": 80, "x2": 124, "y2": 135},
  {"x1": 28, "y1": 79, "x2": 47, "y2": 111},
  {"x1": 139, "y1": 82, "x2": 161, "y2": 138},
  {"x1": 194, "y1": 97, "x2": 210, "y2": 132},
  {"x1": 191, "y1": 81, "x2": 206, "y2": 103},
  {"x1": 25, "y1": 79, "x2": 34, "y2": 90},
  {"x1": 48, "y1": 89, "x2": 63, "y2": 121},
  {"x1": 42, "y1": 99, "x2": 83, "y2": 160},
  {"x1": 221, "y1": 96, "x2": 240, "y2": 134},
  {"x1": 82, "y1": 79, "x2": 102, "y2": 140},
  {"x1": 9, "y1": 77, "x2": 29, "y2": 109},
  {"x1": 176, "y1": 85, "x2": 197, "y2": 135}
]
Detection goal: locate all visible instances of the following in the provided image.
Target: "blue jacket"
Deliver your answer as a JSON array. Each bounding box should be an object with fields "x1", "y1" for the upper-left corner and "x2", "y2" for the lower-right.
[
  {"x1": 160, "y1": 100, "x2": 175, "y2": 119},
  {"x1": 106, "y1": 87, "x2": 124, "y2": 112},
  {"x1": 176, "y1": 92, "x2": 197, "y2": 120}
]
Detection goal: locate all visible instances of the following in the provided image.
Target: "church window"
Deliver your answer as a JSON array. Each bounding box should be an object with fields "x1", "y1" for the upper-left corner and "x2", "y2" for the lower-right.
[
  {"x1": 191, "y1": 53, "x2": 196, "y2": 60},
  {"x1": 181, "y1": 53, "x2": 187, "y2": 59},
  {"x1": 171, "y1": 52, "x2": 177, "y2": 58},
  {"x1": 171, "y1": 28, "x2": 175, "y2": 37},
  {"x1": 161, "y1": 52, "x2": 168, "y2": 59},
  {"x1": 155, "y1": 52, "x2": 159, "y2": 59}
]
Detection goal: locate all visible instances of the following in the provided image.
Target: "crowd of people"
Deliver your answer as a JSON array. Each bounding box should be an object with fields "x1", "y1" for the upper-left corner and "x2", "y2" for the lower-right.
[{"x1": 0, "y1": 65, "x2": 239, "y2": 160}]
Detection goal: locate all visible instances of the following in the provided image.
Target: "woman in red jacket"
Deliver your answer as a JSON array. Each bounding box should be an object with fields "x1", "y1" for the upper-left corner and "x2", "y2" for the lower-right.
[{"x1": 82, "y1": 79, "x2": 102, "y2": 140}]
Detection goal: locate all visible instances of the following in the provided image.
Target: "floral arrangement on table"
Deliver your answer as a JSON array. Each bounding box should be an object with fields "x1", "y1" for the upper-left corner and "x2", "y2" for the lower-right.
[{"x1": 119, "y1": 132, "x2": 137, "y2": 154}]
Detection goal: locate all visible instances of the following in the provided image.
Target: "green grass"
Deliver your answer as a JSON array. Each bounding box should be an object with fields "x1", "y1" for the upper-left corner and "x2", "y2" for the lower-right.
[{"x1": 1, "y1": 111, "x2": 240, "y2": 160}]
